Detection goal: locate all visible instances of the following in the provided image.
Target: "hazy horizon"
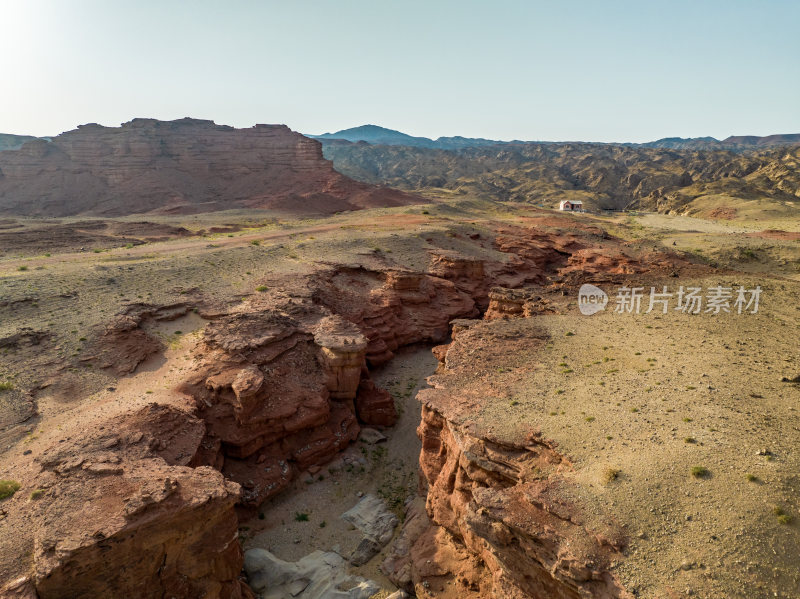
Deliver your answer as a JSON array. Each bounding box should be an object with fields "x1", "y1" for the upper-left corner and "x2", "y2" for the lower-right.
[
  {"x1": 9, "y1": 117, "x2": 800, "y2": 146},
  {"x1": 2, "y1": 0, "x2": 799, "y2": 142}
]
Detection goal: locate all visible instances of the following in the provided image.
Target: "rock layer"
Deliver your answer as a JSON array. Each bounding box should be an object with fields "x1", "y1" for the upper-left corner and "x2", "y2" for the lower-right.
[
  {"x1": 22, "y1": 403, "x2": 250, "y2": 599},
  {"x1": 0, "y1": 218, "x2": 697, "y2": 598},
  {"x1": 384, "y1": 322, "x2": 633, "y2": 598},
  {"x1": 0, "y1": 118, "x2": 420, "y2": 217}
]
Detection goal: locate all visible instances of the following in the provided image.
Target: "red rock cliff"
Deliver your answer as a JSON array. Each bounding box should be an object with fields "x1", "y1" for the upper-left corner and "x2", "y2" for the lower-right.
[{"x1": 0, "y1": 118, "x2": 419, "y2": 216}]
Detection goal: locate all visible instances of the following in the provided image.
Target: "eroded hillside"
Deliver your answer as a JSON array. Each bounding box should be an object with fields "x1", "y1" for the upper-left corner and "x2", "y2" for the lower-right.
[{"x1": 321, "y1": 140, "x2": 800, "y2": 219}]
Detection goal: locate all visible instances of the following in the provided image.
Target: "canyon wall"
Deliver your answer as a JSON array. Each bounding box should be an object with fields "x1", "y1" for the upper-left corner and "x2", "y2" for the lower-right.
[
  {"x1": 0, "y1": 118, "x2": 419, "y2": 216},
  {"x1": 1, "y1": 220, "x2": 695, "y2": 598}
]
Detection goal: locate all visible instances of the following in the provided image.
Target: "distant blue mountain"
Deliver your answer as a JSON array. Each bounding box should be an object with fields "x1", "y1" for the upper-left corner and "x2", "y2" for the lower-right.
[
  {"x1": 308, "y1": 124, "x2": 509, "y2": 150},
  {"x1": 309, "y1": 125, "x2": 800, "y2": 151},
  {"x1": 0, "y1": 133, "x2": 41, "y2": 152}
]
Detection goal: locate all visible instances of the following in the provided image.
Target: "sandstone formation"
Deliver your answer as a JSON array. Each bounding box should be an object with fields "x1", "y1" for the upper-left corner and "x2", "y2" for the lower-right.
[
  {"x1": 382, "y1": 320, "x2": 632, "y2": 598},
  {"x1": 0, "y1": 118, "x2": 420, "y2": 217},
  {"x1": 483, "y1": 287, "x2": 543, "y2": 320},
  {"x1": 0, "y1": 214, "x2": 699, "y2": 598},
  {"x1": 3, "y1": 402, "x2": 250, "y2": 599}
]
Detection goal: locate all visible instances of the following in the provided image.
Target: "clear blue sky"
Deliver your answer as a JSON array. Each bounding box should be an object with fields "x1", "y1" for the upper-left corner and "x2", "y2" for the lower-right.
[{"x1": 1, "y1": 0, "x2": 798, "y2": 142}]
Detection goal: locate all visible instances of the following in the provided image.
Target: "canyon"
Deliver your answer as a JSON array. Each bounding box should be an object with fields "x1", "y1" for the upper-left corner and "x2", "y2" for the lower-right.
[
  {"x1": 5, "y1": 197, "x2": 797, "y2": 598},
  {"x1": 0, "y1": 204, "x2": 692, "y2": 597},
  {"x1": 0, "y1": 122, "x2": 799, "y2": 599}
]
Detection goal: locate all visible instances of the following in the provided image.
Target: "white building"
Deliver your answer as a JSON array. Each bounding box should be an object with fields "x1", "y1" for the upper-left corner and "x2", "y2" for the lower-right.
[{"x1": 558, "y1": 200, "x2": 584, "y2": 212}]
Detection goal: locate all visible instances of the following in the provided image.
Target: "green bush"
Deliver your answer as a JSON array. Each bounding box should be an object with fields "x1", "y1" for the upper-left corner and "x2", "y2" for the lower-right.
[{"x1": 0, "y1": 480, "x2": 20, "y2": 500}]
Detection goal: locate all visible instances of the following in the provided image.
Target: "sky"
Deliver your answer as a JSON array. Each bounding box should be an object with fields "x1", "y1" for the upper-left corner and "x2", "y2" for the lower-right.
[{"x1": 1, "y1": 0, "x2": 798, "y2": 142}]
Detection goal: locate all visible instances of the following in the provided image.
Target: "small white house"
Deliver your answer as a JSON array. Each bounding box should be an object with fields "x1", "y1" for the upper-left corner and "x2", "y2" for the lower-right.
[{"x1": 559, "y1": 200, "x2": 584, "y2": 212}]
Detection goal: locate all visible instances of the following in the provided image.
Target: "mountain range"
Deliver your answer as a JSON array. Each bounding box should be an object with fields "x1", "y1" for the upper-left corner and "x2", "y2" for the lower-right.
[
  {"x1": 1, "y1": 120, "x2": 798, "y2": 219},
  {"x1": 309, "y1": 124, "x2": 800, "y2": 151},
  {"x1": 321, "y1": 135, "x2": 800, "y2": 216},
  {"x1": 4, "y1": 124, "x2": 799, "y2": 154}
]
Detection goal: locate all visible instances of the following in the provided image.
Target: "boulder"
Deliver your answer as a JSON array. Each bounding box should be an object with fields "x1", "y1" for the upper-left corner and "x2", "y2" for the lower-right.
[
  {"x1": 341, "y1": 494, "x2": 399, "y2": 566},
  {"x1": 358, "y1": 428, "x2": 386, "y2": 445},
  {"x1": 244, "y1": 549, "x2": 379, "y2": 599},
  {"x1": 354, "y1": 380, "x2": 397, "y2": 427}
]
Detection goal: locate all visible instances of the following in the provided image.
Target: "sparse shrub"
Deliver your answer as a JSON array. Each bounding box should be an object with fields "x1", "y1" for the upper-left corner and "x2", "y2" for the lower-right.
[
  {"x1": 630, "y1": 407, "x2": 639, "y2": 413},
  {"x1": 585, "y1": 416, "x2": 595, "y2": 422},
  {"x1": 17, "y1": 266, "x2": 27, "y2": 271},
  {"x1": 250, "y1": 240, "x2": 260, "y2": 246},
  {"x1": 421, "y1": 210, "x2": 430, "y2": 215},
  {"x1": 746, "y1": 474, "x2": 758, "y2": 482},
  {"x1": 0, "y1": 382, "x2": 14, "y2": 392},
  {"x1": 0, "y1": 480, "x2": 20, "y2": 500},
  {"x1": 294, "y1": 512, "x2": 309, "y2": 522},
  {"x1": 510, "y1": 400, "x2": 519, "y2": 406},
  {"x1": 602, "y1": 467, "x2": 620, "y2": 483},
  {"x1": 773, "y1": 506, "x2": 792, "y2": 524},
  {"x1": 556, "y1": 389, "x2": 564, "y2": 394},
  {"x1": 256, "y1": 285, "x2": 268, "y2": 292},
  {"x1": 565, "y1": 331, "x2": 575, "y2": 337},
  {"x1": 29, "y1": 489, "x2": 45, "y2": 500},
  {"x1": 319, "y1": 520, "x2": 327, "y2": 528},
  {"x1": 691, "y1": 466, "x2": 709, "y2": 478},
  {"x1": 684, "y1": 437, "x2": 697, "y2": 444}
]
